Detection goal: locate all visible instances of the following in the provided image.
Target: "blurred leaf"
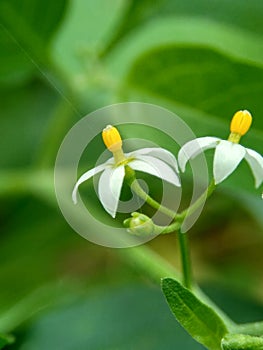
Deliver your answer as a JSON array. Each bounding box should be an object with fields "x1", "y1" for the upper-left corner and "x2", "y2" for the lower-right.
[
  {"x1": 51, "y1": 0, "x2": 127, "y2": 79},
  {"x1": 162, "y1": 278, "x2": 228, "y2": 350},
  {"x1": 0, "y1": 197, "x2": 77, "y2": 312},
  {"x1": 18, "y1": 284, "x2": 204, "y2": 350},
  {"x1": 221, "y1": 334, "x2": 263, "y2": 350},
  {"x1": 126, "y1": 46, "x2": 263, "y2": 124},
  {"x1": 0, "y1": 0, "x2": 68, "y2": 84},
  {"x1": 202, "y1": 284, "x2": 263, "y2": 326},
  {"x1": 0, "y1": 281, "x2": 77, "y2": 334},
  {"x1": 0, "y1": 27, "x2": 33, "y2": 86},
  {"x1": 103, "y1": 0, "x2": 263, "y2": 53},
  {"x1": 0, "y1": 333, "x2": 14, "y2": 349},
  {"x1": 106, "y1": 16, "x2": 263, "y2": 78},
  {"x1": 0, "y1": 82, "x2": 59, "y2": 168},
  {"x1": 105, "y1": 17, "x2": 263, "y2": 134}
]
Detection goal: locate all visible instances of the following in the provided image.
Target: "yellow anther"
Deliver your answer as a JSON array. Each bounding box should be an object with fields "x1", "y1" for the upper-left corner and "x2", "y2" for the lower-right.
[
  {"x1": 102, "y1": 125, "x2": 122, "y2": 152},
  {"x1": 102, "y1": 125, "x2": 126, "y2": 164},
  {"x1": 230, "y1": 110, "x2": 252, "y2": 136}
]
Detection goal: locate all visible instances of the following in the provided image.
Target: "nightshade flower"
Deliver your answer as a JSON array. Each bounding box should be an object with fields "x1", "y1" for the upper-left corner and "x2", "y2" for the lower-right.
[
  {"x1": 72, "y1": 125, "x2": 180, "y2": 217},
  {"x1": 178, "y1": 110, "x2": 263, "y2": 187}
]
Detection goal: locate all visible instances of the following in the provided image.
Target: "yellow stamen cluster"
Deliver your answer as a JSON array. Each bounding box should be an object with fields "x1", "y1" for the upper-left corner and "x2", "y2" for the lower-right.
[
  {"x1": 228, "y1": 110, "x2": 252, "y2": 143},
  {"x1": 102, "y1": 125, "x2": 122, "y2": 152}
]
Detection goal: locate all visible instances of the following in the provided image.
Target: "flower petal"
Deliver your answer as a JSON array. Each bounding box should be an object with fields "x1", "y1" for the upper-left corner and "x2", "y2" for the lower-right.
[
  {"x1": 213, "y1": 140, "x2": 246, "y2": 184},
  {"x1": 130, "y1": 155, "x2": 180, "y2": 186},
  {"x1": 98, "y1": 166, "x2": 125, "y2": 218},
  {"x1": 72, "y1": 163, "x2": 108, "y2": 204},
  {"x1": 178, "y1": 137, "x2": 220, "y2": 172},
  {"x1": 128, "y1": 147, "x2": 179, "y2": 172},
  {"x1": 245, "y1": 148, "x2": 263, "y2": 188}
]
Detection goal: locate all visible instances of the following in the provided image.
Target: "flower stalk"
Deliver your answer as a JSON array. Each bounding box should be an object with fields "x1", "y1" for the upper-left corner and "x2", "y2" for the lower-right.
[
  {"x1": 125, "y1": 165, "x2": 178, "y2": 219},
  {"x1": 177, "y1": 229, "x2": 192, "y2": 289}
]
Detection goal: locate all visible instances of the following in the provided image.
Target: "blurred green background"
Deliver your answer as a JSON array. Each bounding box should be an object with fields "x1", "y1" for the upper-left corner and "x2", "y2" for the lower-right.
[{"x1": 0, "y1": 0, "x2": 263, "y2": 349}]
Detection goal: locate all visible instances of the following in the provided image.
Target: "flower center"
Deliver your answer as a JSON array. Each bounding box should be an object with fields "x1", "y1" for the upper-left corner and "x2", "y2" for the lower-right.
[
  {"x1": 102, "y1": 125, "x2": 126, "y2": 164},
  {"x1": 228, "y1": 110, "x2": 252, "y2": 143}
]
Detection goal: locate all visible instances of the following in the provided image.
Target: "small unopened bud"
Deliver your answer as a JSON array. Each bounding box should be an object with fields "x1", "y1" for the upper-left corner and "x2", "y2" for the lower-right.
[{"x1": 123, "y1": 212, "x2": 155, "y2": 236}]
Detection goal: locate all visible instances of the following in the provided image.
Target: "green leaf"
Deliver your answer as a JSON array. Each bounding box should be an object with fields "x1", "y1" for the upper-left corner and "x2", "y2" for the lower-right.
[
  {"x1": 106, "y1": 17, "x2": 263, "y2": 141},
  {"x1": 0, "y1": 333, "x2": 14, "y2": 349},
  {"x1": 127, "y1": 46, "x2": 263, "y2": 124},
  {"x1": 0, "y1": 26, "x2": 33, "y2": 85},
  {"x1": 0, "y1": 0, "x2": 68, "y2": 84},
  {"x1": 221, "y1": 334, "x2": 263, "y2": 350},
  {"x1": 103, "y1": 0, "x2": 263, "y2": 54},
  {"x1": 51, "y1": 0, "x2": 127, "y2": 79},
  {"x1": 161, "y1": 278, "x2": 228, "y2": 350}
]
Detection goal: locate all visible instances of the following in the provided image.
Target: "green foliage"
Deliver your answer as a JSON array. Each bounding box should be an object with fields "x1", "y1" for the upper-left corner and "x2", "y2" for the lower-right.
[
  {"x1": 0, "y1": 0, "x2": 68, "y2": 84},
  {"x1": 0, "y1": 333, "x2": 14, "y2": 349},
  {"x1": 103, "y1": 0, "x2": 263, "y2": 52},
  {"x1": 162, "y1": 278, "x2": 228, "y2": 350},
  {"x1": 0, "y1": 83, "x2": 59, "y2": 168}
]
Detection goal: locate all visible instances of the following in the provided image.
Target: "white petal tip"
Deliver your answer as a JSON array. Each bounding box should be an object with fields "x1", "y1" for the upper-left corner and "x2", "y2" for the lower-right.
[
  {"x1": 180, "y1": 165, "x2": 186, "y2": 173},
  {"x1": 105, "y1": 209, "x2": 116, "y2": 218}
]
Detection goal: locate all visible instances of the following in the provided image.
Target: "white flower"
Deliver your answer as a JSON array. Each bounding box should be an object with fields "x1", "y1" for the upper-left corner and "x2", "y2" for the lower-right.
[
  {"x1": 72, "y1": 125, "x2": 180, "y2": 217},
  {"x1": 178, "y1": 110, "x2": 263, "y2": 188}
]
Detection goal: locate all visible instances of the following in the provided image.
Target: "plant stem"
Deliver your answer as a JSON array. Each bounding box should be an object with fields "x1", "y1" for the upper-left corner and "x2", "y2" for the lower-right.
[
  {"x1": 177, "y1": 229, "x2": 192, "y2": 289},
  {"x1": 131, "y1": 179, "x2": 177, "y2": 218},
  {"x1": 154, "y1": 221, "x2": 181, "y2": 234},
  {"x1": 126, "y1": 165, "x2": 216, "y2": 224},
  {"x1": 176, "y1": 180, "x2": 216, "y2": 221},
  {"x1": 125, "y1": 165, "x2": 177, "y2": 217}
]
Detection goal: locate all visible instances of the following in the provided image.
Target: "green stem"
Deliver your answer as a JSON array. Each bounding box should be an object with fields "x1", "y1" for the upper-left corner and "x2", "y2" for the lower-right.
[
  {"x1": 176, "y1": 179, "x2": 216, "y2": 221},
  {"x1": 125, "y1": 165, "x2": 177, "y2": 218},
  {"x1": 154, "y1": 221, "x2": 181, "y2": 234},
  {"x1": 131, "y1": 179, "x2": 177, "y2": 218},
  {"x1": 177, "y1": 229, "x2": 192, "y2": 289},
  {"x1": 128, "y1": 164, "x2": 216, "y2": 224}
]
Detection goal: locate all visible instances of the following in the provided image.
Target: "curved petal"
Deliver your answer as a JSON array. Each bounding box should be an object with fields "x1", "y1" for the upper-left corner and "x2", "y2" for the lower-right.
[
  {"x1": 128, "y1": 147, "x2": 179, "y2": 172},
  {"x1": 98, "y1": 166, "x2": 125, "y2": 218},
  {"x1": 213, "y1": 140, "x2": 246, "y2": 184},
  {"x1": 130, "y1": 155, "x2": 180, "y2": 187},
  {"x1": 245, "y1": 148, "x2": 263, "y2": 188},
  {"x1": 178, "y1": 137, "x2": 220, "y2": 172},
  {"x1": 72, "y1": 163, "x2": 108, "y2": 204}
]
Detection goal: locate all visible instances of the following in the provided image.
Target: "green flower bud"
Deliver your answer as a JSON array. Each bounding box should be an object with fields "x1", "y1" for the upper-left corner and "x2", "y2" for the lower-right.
[{"x1": 123, "y1": 212, "x2": 155, "y2": 236}]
